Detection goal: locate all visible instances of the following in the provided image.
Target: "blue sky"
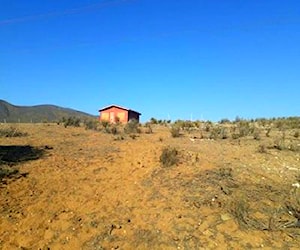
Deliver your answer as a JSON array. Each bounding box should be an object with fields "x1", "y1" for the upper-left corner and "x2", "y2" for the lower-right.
[{"x1": 1, "y1": 0, "x2": 299, "y2": 122}]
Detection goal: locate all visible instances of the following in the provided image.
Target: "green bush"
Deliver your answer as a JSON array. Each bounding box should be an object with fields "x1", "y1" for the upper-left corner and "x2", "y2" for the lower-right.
[{"x1": 160, "y1": 147, "x2": 179, "y2": 167}]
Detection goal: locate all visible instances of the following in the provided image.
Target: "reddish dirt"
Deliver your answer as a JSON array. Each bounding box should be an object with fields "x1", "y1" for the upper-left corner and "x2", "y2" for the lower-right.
[{"x1": 0, "y1": 123, "x2": 300, "y2": 249}]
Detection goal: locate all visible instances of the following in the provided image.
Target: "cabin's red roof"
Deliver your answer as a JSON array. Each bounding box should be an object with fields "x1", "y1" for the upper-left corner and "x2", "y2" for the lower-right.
[{"x1": 99, "y1": 105, "x2": 141, "y2": 115}]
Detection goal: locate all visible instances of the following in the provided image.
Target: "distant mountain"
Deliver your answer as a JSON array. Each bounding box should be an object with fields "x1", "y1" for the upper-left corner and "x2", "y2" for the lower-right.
[{"x1": 0, "y1": 100, "x2": 96, "y2": 123}]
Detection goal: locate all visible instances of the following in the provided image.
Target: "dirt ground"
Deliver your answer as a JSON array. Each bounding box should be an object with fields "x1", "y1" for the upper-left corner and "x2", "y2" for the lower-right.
[{"x1": 0, "y1": 123, "x2": 300, "y2": 249}]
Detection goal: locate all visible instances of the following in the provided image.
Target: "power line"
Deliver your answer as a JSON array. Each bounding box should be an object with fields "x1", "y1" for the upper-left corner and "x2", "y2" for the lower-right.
[{"x1": 0, "y1": 0, "x2": 136, "y2": 25}]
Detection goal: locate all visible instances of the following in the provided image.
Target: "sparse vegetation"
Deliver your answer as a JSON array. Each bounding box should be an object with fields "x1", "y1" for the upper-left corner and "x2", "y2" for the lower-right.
[
  {"x1": 113, "y1": 135, "x2": 124, "y2": 141},
  {"x1": 62, "y1": 117, "x2": 81, "y2": 128},
  {"x1": 252, "y1": 129, "x2": 261, "y2": 140},
  {"x1": 0, "y1": 167, "x2": 19, "y2": 180},
  {"x1": 219, "y1": 118, "x2": 231, "y2": 124},
  {"x1": 149, "y1": 118, "x2": 171, "y2": 126},
  {"x1": 84, "y1": 119, "x2": 99, "y2": 131},
  {"x1": 124, "y1": 119, "x2": 141, "y2": 134},
  {"x1": 228, "y1": 195, "x2": 253, "y2": 229},
  {"x1": 272, "y1": 138, "x2": 285, "y2": 150},
  {"x1": 287, "y1": 142, "x2": 300, "y2": 152},
  {"x1": 149, "y1": 117, "x2": 158, "y2": 124},
  {"x1": 0, "y1": 126, "x2": 28, "y2": 137},
  {"x1": 110, "y1": 126, "x2": 118, "y2": 135},
  {"x1": 209, "y1": 126, "x2": 228, "y2": 140},
  {"x1": 170, "y1": 126, "x2": 181, "y2": 138},
  {"x1": 218, "y1": 167, "x2": 233, "y2": 178},
  {"x1": 160, "y1": 147, "x2": 179, "y2": 167},
  {"x1": 100, "y1": 120, "x2": 110, "y2": 129},
  {"x1": 129, "y1": 134, "x2": 138, "y2": 139},
  {"x1": 258, "y1": 144, "x2": 267, "y2": 153},
  {"x1": 144, "y1": 123, "x2": 153, "y2": 134},
  {"x1": 1, "y1": 116, "x2": 300, "y2": 249},
  {"x1": 266, "y1": 128, "x2": 272, "y2": 137}
]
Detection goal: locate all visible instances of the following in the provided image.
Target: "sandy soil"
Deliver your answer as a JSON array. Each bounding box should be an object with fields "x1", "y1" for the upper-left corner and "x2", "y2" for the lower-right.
[{"x1": 0, "y1": 123, "x2": 300, "y2": 249}]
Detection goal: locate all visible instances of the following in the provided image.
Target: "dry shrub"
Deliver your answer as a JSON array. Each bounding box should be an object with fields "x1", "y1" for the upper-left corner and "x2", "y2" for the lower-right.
[
  {"x1": 288, "y1": 143, "x2": 300, "y2": 152},
  {"x1": 0, "y1": 167, "x2": 19, "y2": 180},
  {"x1": 253, "y1": 129, "x2": 261, "y2": 140},
  {"x1": 285, "y1": 187, "x2": 300, "y2": 223},
  {"x1": 228, "y1": 195, "x2": 267, "y2": 230},
  {"x1": 270, "y1": 139, "x2": 300, "y2": 152},
  {"x1": 170, "y1": 126, "x2": 180, "y2": 138},
  {"x1": 258, "y1": 144, "x2": 267, "y2": 153},
  {"x1": 237, "y1": 121, "x2": 251, "y2": 137},
  {"x1": 273, "y1": 139, "x2": 285, "y2": 150},
  {"x1": 129, "y1": 134, "x2": 138, "y2": 140},
  {"x1": 84, "y1": 120, "x2": 99, "y2": 130},
  {"x1": 144, "y1": 124, "x2": 153, "y2": 134},
  {"x1": 228, "y1": 195, "x2": 250, "y2": 228},
  {"x1": 232, "y1": 133, "x2": 240, "y2": 140},
  {"x1": 266, "y1": 128, "x2": 272, "y2": 137},
  {"x1": 218, "y1": 167, "x2": 233, "y2": 178},
  {"x1": 124, "y1": 119, "x2": 141, "y2": 134},
  {"x1": 0, "y1": 126, "x2": 28, "y2": 137},
  {"x1": 100, "y1": 120, "x2": 110, "y2": 129},
  {"x1": 63, "y1": 117, "x2": 81, "y2": 127},
  {"x1": 160, "y1": 147, "x2": 179, "y2": 167},
  {"x1": 110, "y1": 126, "x2": 118, "y2": 135},
  {"x1": 226, "y1": 181, "x2": 300, "y2": 232},
  {"x1": 209, "y1": 127, "x2": 228, "y2": 140}
]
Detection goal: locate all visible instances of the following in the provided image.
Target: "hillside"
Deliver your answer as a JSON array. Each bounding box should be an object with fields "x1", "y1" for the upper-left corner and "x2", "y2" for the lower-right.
[
  {"x1": 0, "y1": 100, "x2": 96, "y2": 123},
  {"x1": 0, "y1": 124, "x2": 299, "y2": 249}
]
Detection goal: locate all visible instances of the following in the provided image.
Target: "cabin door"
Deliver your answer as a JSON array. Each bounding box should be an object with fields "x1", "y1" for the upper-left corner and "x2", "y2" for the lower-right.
[{"x1": 110, "y1": 112, "x2": 115, "y2": 123}]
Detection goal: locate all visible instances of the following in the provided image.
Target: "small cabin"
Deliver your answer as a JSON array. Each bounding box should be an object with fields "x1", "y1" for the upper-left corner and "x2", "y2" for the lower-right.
[{"x1": 99, "y1": 105, "x2": 141, "y2": 124}]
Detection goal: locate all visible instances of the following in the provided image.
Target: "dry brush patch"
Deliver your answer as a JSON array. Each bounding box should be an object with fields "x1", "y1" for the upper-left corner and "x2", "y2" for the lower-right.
[
  {"x1": 0, "y1": 125, "x2": 28, "y2": 137},
  {"x1": 144, "y1": 152, "x2": 300, "y2": 247}
]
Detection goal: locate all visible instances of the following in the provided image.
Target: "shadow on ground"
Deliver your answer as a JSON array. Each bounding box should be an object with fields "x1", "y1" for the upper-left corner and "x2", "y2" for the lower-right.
[{"x1": 0, "y1": 145, "x2": 45, "y2": 182}]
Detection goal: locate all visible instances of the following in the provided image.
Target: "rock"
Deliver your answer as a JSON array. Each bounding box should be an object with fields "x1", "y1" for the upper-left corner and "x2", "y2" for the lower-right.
[
  {"x1": 203, "y1": 229, "x2": 214, "y2": 237},
  {"x1": 221, "y1": 213, "x2": 232, "y2": 221}
]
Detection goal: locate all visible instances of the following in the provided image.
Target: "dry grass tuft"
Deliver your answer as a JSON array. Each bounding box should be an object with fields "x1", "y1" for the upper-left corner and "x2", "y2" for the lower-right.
[{"x1": 160, "y1": 147, "x2": 179, "y2": 167}]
